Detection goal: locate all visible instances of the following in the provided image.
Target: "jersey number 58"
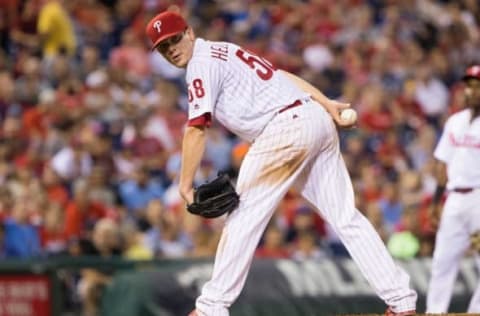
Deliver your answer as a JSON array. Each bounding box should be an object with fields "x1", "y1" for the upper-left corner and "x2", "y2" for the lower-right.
[{"x1": 236, "y1": 49, "x2": 276, "y2": 80}]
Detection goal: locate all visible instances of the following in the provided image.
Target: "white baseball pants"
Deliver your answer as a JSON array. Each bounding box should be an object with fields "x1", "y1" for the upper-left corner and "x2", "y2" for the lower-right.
[
  {"x1": 426, "y1": 189, "x2": 480, "y2": 313},
  {"x1": 196, "y1": 100, "x2": 417, "y2": 315}
]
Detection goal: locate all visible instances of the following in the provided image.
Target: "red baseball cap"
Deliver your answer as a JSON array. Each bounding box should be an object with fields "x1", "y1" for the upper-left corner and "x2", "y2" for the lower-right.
[
  {"x1": 146, "y1": 11, "x2": 187, "y2": 49},
  {"x1": 463, "y1": 65, "x2": 480, "y2": 81}
]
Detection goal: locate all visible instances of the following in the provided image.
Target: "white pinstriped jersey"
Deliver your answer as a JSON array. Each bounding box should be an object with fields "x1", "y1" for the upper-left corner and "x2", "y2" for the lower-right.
[
  {"x1": 186, "y1": 38, "x2": 310, "y2": 142},
  {"x1": 187, "y1": 40, "x2": 418, "y2": 316},
  {"x1": 434, "y1": 109, "x2": 480, "y2": 189}
]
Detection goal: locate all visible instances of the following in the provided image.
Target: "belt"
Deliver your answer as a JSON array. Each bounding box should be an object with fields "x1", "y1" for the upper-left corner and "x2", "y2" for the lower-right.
[
  {"x1": 453, "y1": 188, "x2": 474, "y2": 193},
  {"x1": 278, "y1": 99, "x2": 302, "y2": 114}
]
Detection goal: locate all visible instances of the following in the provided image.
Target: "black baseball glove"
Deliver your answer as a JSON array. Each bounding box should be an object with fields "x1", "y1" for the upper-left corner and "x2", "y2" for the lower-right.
[{"x1": 187, "y1": 173, "x2": 240, "y2": 218}]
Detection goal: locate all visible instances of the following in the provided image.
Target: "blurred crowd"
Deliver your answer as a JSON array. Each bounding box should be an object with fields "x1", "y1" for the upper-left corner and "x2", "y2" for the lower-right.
[
  {"x1": 0, "y1": 0, "x2": 479, "y2": 267},
  {"x1": 3, "y1": 0, "x2": 480, "y2": 313}
]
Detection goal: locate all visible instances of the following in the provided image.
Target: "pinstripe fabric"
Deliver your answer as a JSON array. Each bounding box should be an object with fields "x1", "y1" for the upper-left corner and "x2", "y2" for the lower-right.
[
  {"x1": 196, "y1": 101, "x2": 417, "y2": 315},
  {"x1": 186, "y1": 39, "x2": 310, "y2": 142},
  {"x1": 296, "y1": 125, "x2": 417, "y2": 312}
]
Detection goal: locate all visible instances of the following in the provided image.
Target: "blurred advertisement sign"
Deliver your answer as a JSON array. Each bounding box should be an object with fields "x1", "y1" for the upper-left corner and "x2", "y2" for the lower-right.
[{"x1": 0, "y1": 275, "x2": 50, "y2": 316}]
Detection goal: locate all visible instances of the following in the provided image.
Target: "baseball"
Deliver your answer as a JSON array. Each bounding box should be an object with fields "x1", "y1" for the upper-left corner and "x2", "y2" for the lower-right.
[{"x1": 340, "y1": 109, "x2": 357, "y2": 124}]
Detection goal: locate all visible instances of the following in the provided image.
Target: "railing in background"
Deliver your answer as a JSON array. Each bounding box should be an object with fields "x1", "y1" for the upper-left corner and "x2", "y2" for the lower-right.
[{"x1": 0, "y1": 257, "x2": 477, "y2": 316}]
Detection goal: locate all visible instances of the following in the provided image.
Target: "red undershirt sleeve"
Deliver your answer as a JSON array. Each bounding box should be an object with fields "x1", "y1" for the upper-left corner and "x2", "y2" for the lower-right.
[{"x1": 187, "y1": 113, "x2": 212, "y2": 127}]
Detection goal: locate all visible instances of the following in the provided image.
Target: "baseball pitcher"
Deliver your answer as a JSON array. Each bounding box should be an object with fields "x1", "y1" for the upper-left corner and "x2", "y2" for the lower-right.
[{"x1": 146, "y1": 10, "x2": 417, "y2": 316}]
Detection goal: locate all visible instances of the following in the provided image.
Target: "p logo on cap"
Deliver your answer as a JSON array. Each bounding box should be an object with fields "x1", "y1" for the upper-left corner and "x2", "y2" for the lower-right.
[
  {"x1": 153, "y1": 20, "x2": 162, "y2": 33},
  {"x1": 146, "y1": 11, "x2": 187, "y2": 49}
]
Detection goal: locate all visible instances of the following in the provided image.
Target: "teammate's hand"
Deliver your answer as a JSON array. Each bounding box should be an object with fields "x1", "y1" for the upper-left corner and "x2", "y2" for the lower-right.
[
  {"x1": 428, "y1": 203, "x2": 443, "y2": 229},
  {"x1": 471, "y1": 231, "x2": 480, "y2": 253},
  {"x1": 324, "y1": 100, "x2": 355, "y2": 128}
]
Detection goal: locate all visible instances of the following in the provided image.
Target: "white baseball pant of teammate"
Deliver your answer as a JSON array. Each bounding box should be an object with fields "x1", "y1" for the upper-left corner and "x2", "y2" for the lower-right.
[
  {"x1": 145, "y1": 11, "x2": 417, "y2": 316},
  {"x1": 426, "y1": 65, "x2": 480, "y2": 314},
  {"x1": 426, "y1": 189, "x2": 480, "y2": 313}
]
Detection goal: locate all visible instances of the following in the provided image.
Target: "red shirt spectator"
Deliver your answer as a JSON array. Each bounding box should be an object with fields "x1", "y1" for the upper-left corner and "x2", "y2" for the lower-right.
[
  {"x1": 109, "y1": 28, "x2": 150, "y2": 80},
  {"x1": 64, "y1": 185, "x2": 107, "y2": 240},
  {"x1": 40, "y1": 202, "x2": 68, "y2": 255},
  {"x1": 360, "y1": 110, "x2": 393, "y2": 133},
  {"x1": 376, "y1": 130, "x2": 407, "y2": 170},
  {"x1": 255, "y1": 225, "x2": 290, "y2": 259}
]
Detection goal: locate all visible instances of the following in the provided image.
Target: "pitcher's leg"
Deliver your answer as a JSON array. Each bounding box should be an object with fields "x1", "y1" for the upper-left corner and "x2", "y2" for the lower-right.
[
  {"x1": 196, "y1": 175, "x2": 309, "y2": 315},
  {"x1": 195, "y1": 186, "x2": 291, "y2": 315},
  {"x1": 195, "y1": 111, "x2": 319, "y2": 315},
  {"x1": 298, "y1": 147, "x2": 417, "y2": 312}
]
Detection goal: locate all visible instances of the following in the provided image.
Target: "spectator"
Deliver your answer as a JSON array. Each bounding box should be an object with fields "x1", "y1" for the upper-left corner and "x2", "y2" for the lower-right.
[
  {"x1": 143, "y1": 198, "x2": 164, "y2": 256},
  {"x1": 286, "y1": 205, "x2": 325, "y2": 243},
  {"x1": 117, "y1": 164, "x2": 165, "y2": 217},
  {"x1": 189, "y1": 225, "x2": 219, "y2": 258},
  {"x1": 398, "y1": 170, "x2": 425, "y2": 207},
  {"x1": 76, "y1": 218, "x2": 121, "y2": 316},
  {"x1": 78, "y1": 46, "x2": 102, "y2": 81},
  {"x1": 37, "y1": 0, "x2": 76, "y2": 58},
  {"x1": 121, "y1": 221, "x2": 153, "y2": 260},
  {"x1": 3, "y1": 198, "x2": 41, "y2": 258},
  {"x1": 407, "y1": 124, "x2": 437, "y2": 170},
  {"x1": 204, "y1": 127, "x2": 233, "y2": 172},
  {"x1": 157, "y1": 210, "x2": 192, "y2": 258},
  {"x1": 109, "y1": 28, "x2": 150, "y2": 82},
  {"x1": 64, "y1": 181, "x2": 108, "y2": 241},
  {"x1": 0, "y1": 187, "x2": 12, "y2": 221},
  {"x1": 14, "y1": 54, "x2": 45, "y2": 107},
  {"x1": 50, "y1": 137, "x2": 93, "y2": 182},
  {"x1": 291, "y1": 230, "x2": 328, "y2": 261},
  {"x1": 378, "y1": 181, "x2": 404, "y2": 234},
  {"x1": 365, "y1": 202, "x2": 389, "y2": 243},
  {"x1": 0, "y1": 0, "x2": 18, "y2": 52},
  {"x1": 358, "y1": 164, "x2": 382, "y2": 202},
  {"x1": 83, "y1": 69, "x2": 112, "y2": 115},
  {"x1": 413, "y1": 63, "x2": 449, "y2": 127},
  {"x1": 143, "y1": 78, "x2": 179, "y2": 151},
  {"x1": 341, "y1": 131, "x2": 369, "y2": 179},
  {"x1": 47, "y1": 54, "x2": 75, "y2": 89},
  {"x1": 40, "y1": 200, "x2": 67, "y2": 256},
  {"x1": 82, "y1": 165, "x2": 116, "y2": 207},
  {"x1": 358, "y1": 84, "x2": 393, "y2": 133},
  {"x1": 0, "y1": 224, "x2": 5, "y2": 258},
  {"x1": 0, "y1": 71, "x2": 18, "y2": 122},
  {"x1": 41, "y1": 165, "x2": 69, "y2": 207},
  {"x1": 376, "y1": 129, "x2": 409, "y2": 180},
  {"x1": 120, "y1": 114, "x2": 167, "y2": 170},
  {"x1": 22, "y1": 88, "x2": 57, "y2": 139},
  {"x1": 255, "y1": 225, "x2": 290, "y2": 259}
]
